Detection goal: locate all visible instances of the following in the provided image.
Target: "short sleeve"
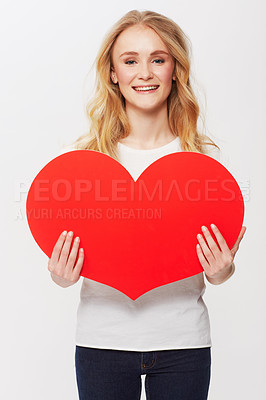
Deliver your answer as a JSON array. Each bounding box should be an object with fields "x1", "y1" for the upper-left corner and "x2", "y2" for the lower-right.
[
  {"x1": 204, "y1": 144, "x2": 221, "y2": 163},
  {"x1": 204, "y1": 144, "x2": 232, "y2": 172},
  {"x1": 58, "y1": 145, "x2": 77, "y2": 155}
]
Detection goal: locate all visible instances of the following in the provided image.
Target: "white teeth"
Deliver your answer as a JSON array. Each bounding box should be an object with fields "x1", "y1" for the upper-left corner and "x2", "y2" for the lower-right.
[{"x1": 134, "y1": 86, "x2": 158, "y2": 91}]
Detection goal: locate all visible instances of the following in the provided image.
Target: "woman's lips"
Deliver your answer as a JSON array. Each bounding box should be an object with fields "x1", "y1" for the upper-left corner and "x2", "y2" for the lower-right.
[{"x1": 132, "y1": 85, "x2": 160, "y2": 93}]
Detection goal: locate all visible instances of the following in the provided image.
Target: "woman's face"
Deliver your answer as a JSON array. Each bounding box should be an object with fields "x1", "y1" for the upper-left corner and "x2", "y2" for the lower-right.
[{"x1": 110, "y1": 25, "x2": 176, "y2": 112}]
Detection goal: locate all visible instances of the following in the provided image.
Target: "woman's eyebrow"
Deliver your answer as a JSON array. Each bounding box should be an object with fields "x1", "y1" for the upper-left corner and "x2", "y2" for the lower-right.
[{"x1": 119, "y1": 50, "x2": 169, "y2": 57}]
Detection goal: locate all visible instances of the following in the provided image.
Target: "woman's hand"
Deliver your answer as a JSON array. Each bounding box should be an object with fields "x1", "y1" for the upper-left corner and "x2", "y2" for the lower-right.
[
  {"x1": 196, "y1": 224, "x2": 247, "y2": 285},
  {"x1": 48, "y1": 230, "x2": 84, "y2": 288}
]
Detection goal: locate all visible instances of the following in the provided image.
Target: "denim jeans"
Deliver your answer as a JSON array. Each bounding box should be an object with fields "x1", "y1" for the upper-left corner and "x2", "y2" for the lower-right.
[{"x1": 75, "y1": 345, "x2": 211, "y2": 400}]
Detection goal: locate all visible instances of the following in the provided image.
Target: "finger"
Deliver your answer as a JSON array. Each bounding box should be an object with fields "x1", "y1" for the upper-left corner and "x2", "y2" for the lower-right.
[
  {"x1": 48, "y1": 230, "x2": 67, "y2": 270},
  {"x1": 72, "y1": 248, "x2": 85, "y2": 280},
  {"x1": 201, "y1": 225, "x2": 221, "y2": 258},
  {"x1": 58, "y1": 231, "x2": 74, "y2": 267},
  {"x1": 197, "y1": 233, "x2": 215, "y2": 263},
  {"x1": 65, "y1": 236, "x2": 81, "y2": 274},
  {"x1": 231, "y1": 226, "x2": 247, "y2": 252},
  {"x1": 196, "y1": 244, "x2": 211, "y2": 273},
  {"x1": 210, "y1": 224, "x2": 230, "y2": 254}
]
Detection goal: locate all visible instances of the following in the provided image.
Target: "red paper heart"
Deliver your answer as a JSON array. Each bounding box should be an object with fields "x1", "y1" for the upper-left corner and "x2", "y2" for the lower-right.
[{"x1": 26, "y1": 150, "x2": 244, "y2": 300}]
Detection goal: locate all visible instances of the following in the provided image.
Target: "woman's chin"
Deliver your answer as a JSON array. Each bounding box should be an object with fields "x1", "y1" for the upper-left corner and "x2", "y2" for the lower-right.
[{"x1": 125, "y1": 100, "x2": 165, "y2": 113}]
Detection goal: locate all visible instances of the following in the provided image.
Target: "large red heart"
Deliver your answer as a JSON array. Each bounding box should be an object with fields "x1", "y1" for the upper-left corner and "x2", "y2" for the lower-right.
[{"x1": 26, "y1": 150, "x2": 244, "y2": 300}]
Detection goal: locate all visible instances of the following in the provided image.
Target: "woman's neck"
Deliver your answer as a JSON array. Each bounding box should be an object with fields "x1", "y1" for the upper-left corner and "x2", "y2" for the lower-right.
[{"x1": 121, "y1": 103, "x2": 176, "y2": 149}]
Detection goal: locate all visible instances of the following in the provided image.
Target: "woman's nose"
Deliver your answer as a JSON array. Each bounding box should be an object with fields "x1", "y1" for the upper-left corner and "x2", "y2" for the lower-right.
[{"x1": 137, "y1": 62, "x2": 153, "y2": 79}]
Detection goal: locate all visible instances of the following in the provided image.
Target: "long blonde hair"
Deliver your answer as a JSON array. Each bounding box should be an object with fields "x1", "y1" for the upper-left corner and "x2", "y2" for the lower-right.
[{"x1": 70, "y1": 9, "x2": 220, "y2": 160}]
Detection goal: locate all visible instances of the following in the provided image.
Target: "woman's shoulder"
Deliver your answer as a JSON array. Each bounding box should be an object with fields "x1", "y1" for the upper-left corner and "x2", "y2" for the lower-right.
[
  {"x1": 202, "y1": 143, "x2": 221, "y2": 162},
  {"x1": 59, "y1": 144, "x2": 79, "y2": 155},
  {"x1": 203, "y1": 141, "x2": 232, "y2": 171}
]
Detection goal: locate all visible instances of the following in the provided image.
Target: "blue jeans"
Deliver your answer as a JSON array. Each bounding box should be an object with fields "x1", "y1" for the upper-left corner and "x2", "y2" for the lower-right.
[{"x1": 75, "y1": 345, "x2": 211, "y2": 400}]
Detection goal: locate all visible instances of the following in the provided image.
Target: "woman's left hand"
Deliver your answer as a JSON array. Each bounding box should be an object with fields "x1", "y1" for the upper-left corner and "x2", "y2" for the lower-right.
[{"x1": 196, "y1": 224, "x2": 247, "y2": 284}]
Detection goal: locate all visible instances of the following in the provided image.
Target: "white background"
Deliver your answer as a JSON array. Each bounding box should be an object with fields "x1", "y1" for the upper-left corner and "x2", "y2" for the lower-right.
[{"x1": 1, "y1": 0, "x2": 265, "y2": 399}]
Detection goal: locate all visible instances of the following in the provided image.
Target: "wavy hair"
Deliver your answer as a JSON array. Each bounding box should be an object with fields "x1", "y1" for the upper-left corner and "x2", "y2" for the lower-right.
[{"x1": 69, "y1": 9, "x2": 220, "y2": 160}]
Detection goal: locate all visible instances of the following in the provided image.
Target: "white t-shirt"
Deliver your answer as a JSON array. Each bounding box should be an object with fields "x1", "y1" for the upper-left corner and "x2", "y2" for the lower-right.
[{"x1": 71, "y1": 136, "x2": 221, "y2": 351}]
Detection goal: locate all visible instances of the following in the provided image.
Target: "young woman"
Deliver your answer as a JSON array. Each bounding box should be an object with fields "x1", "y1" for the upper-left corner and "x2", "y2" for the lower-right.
[{"x1": 48, "y1": 10, "x2": 246, "y2": 400}]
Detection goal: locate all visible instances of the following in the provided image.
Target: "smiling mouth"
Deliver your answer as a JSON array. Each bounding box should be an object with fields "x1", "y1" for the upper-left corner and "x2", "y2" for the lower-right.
[{"x1": 132, "y1": 85, "x2": 160, "y2": 92}]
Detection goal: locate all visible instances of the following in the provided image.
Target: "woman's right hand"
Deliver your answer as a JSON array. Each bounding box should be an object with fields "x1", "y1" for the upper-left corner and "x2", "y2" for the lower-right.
[{"x1": 48, "y1": 230, "x2": 84, "y2": 288}]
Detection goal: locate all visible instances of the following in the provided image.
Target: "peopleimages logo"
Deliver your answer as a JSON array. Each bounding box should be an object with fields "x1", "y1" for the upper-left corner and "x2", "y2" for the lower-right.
[{"x1": 32, "y1": 177, "x2": 237, "y2": 203}]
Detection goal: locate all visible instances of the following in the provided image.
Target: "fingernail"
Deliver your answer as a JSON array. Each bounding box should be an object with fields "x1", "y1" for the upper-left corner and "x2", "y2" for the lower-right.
[{"x1": 211, "y1": 224, "x2": 216, "y2": 229}]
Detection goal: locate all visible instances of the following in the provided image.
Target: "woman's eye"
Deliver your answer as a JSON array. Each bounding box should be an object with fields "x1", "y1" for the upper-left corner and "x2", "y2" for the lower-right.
[
  {"x1": 124, "y1": 59, "x2": 165, "y2": 65},
  {"x1": 153, "y1": 59, "x2": 164, "y2": 64}
]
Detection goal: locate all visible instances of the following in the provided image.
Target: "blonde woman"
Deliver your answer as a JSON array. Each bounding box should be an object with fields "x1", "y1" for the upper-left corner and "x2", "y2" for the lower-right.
[{"x1": 48, "y1": 9, "x2": 246, "y2": 400}]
